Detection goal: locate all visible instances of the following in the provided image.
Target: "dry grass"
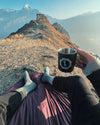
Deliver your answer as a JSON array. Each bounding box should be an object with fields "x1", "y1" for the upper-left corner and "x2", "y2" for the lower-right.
[{"x1": 0, "y1": 20, "x2": 80, "y2": 94}]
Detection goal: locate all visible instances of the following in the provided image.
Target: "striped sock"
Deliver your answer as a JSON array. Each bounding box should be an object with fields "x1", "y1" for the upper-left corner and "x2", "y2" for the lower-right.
[
  {"x1": 42, "y1": 67, "x2": 54, "y2": 84},
  {"x1": 16, "y1": 71, "x2": 36, "y2": 100}
]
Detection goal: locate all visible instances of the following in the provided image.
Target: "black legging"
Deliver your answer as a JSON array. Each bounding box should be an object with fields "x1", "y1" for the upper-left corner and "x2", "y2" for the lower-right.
[
  {"x1": 0, "y1": 92, "x2": 22, "y2": 125},
  {"x1": 1, "y1": 73, "x2": 100, "y2": 125},
  {"x1": 53, "y1": 75, "x2": 100, "y2": 125}
]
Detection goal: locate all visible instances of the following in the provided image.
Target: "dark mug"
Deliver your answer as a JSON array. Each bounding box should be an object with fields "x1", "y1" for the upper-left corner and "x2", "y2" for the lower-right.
[{"x1": 58, "y1": 48, "x2": 77, "y2": 72}]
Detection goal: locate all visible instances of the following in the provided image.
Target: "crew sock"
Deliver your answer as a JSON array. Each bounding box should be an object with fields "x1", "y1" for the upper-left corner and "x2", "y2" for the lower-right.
[
  {"x1": 16, "y1": 71, "x2": 36, "y2": 100},
  {"x1": 42, "y1": 67, "x2": 54, "y2": 84}
]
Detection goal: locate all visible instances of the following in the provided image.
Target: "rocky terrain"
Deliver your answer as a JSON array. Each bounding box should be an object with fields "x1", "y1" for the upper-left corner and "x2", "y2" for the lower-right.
[{"x1": 0, "y1": 14, "x2": 85, "y2": 94}]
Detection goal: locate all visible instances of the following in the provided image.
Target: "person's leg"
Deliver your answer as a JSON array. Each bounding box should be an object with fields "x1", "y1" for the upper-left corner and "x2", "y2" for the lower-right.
[
  {"x1": 16, "y1": 71, "x2": 36, "y2": 98},
  {"x1": 0, "y1": 92, "x2": 22, "y2": 125},
  {"x1": 65, "y1": 76, "x2": 100, "y2": 125},
  {"x1": 0, "y1": 71, "x2": 36, "y2": 124},
  {"x1": 42, "y1": 67, "x2": 100, "y2": 125}
]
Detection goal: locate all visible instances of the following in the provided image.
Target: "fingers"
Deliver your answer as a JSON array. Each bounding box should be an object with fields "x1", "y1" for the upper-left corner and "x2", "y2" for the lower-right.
[
  {"x1": 76, "y1": 55, "x2": 86, "y2": 69},
  {"x1": 75, "y1": 62, "x2": 84, "y2": 69},
  {"x1": 75, "y1": 48, "x2": 95, "y2": 69},
  {"x1": 77, "y1": 48, "x2": 90, "y2": 57},
  {"x1": 89, "y1": 51, "x2": 94, "y2": 55},
  {"x1": 76, "y1": 48, "x2": 96, "y2": 63}
]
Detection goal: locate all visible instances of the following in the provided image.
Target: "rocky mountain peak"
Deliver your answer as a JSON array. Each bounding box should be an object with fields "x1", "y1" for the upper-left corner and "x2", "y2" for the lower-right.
[
  {"x1": 8, "y1": 14, "x2": 77, "y2": 49},
  {"x1": 23, "y1": 4, "x2": 32, "y2": 10},
  {"x1": 36, "y1": 14, "x2": 50, "y2": 24},
  {"x1": 53, "y1": 22, "x2": 70, "y2": 39}
]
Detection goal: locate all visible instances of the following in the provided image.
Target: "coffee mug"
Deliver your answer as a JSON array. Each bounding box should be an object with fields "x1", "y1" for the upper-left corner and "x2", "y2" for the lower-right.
[{"x1": 58, "y1": 48, "x2": 77, "y2": 72}]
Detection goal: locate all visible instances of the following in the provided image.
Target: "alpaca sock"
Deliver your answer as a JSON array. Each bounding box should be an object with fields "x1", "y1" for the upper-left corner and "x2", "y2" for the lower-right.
[
  {"x1": 42, "y1": 67, "x2": 54, "y2": 84},
  {"x1": 16, "y1": 71, "x2": 36, "y2": 100}
]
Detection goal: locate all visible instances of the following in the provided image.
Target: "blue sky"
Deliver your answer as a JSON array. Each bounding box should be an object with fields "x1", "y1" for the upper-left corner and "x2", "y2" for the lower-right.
[{"x1": 0, "y1": 0, "x2": 100, "y2": 19}]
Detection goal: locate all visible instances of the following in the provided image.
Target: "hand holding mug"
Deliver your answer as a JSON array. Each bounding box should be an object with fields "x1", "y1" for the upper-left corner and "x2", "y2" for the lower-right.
[{"x1": 76, "y1": 48, "x2": 96, "y2": 69}]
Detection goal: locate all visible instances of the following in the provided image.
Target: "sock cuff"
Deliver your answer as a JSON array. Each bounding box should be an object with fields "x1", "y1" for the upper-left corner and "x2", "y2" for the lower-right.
[
  {"x1": 16, "y1": 88, "x2": 27, "y2": 100},
  {"x1": 50, "y1": 77, "x2": 54, "y2": 85}
]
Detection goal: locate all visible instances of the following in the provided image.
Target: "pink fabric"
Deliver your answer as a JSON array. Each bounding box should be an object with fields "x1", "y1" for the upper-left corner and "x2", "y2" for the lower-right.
[{"x1": 7, "y1": 73, "x2": 72, "y2": 125}]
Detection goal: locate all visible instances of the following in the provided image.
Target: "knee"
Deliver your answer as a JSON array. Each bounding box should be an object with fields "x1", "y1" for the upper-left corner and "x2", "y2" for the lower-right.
[
  {"x1": 73, "y1": 75, "x2": 87, "y2": 86},
  {"x1": 74, "y1": 75, "x2": 84, "y2": 81}
]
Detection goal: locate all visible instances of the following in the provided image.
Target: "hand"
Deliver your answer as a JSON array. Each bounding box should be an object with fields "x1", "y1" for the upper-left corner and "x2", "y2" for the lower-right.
[{"x1": 76, "y1": 48, "x2": 96, "y2": 69}]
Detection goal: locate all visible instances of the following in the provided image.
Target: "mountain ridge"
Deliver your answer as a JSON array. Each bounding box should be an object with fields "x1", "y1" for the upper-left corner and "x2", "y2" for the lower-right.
[
  {"x1": 0, "y1": 14, "x2": 80, "y2": 94},
  {"x1": 0, "y1": 5, "x2": 100, "y2": 54},
  {"x1": 7, "y1": 14, "x2": 76, "y2": 49},
  {"x1": 0, "y1": 5, "x2": 40, "y2": 39}
]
